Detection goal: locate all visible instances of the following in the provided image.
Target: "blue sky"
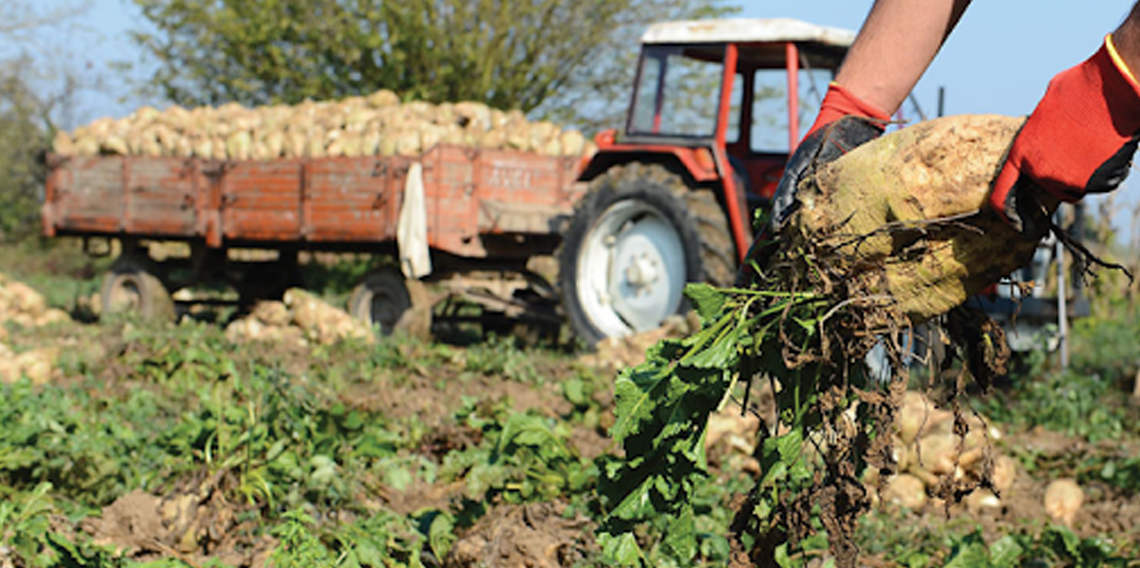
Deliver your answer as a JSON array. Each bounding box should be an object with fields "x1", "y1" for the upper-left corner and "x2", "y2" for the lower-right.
[
  {"x1": 29, "y1": 0, "x2": 1140, "y2": 242},
  {"x1": 741, "y1": 1, "x2": 1138, "y2": 118},
  {"x1": 61, "y1": 1, "x2": 1139, "y2": 120}
]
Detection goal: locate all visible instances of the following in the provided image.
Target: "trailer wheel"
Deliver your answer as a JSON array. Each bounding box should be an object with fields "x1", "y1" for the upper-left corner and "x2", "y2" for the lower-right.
[
  {"x1": 559, "y1": 163, "x2": 737, "y2": 344},
  {"x1": 101, "y1": 255, "x2": 175, "y2": 321},
  {"x1": 349, "y1": 267, "x2": 427, "y2": 336}
]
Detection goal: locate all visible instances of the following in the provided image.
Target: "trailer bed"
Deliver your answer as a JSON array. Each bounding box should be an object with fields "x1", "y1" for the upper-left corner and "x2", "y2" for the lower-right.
[{"x1": 43, "y1": 145, "x2": 586, "y2": 259}]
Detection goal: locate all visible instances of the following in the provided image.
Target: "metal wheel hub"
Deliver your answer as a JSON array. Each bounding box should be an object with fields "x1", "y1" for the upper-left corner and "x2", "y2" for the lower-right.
[{"x1": 577, "y1": 200, "x2": 686, "y2": 338}]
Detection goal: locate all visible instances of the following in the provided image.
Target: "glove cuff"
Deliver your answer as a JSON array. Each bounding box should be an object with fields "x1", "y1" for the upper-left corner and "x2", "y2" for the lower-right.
[
  {"x1": 1106, "y1": 34, "x2": 1140, "y2": 95},
  {"x1": 805, "y1": 83, "x2": 892, "y2": 138}
]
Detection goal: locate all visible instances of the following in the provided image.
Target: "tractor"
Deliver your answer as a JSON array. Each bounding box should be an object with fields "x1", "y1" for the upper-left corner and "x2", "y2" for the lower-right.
[{"x1": 558, "y1": 18, "x2": 855, "y2": 343}]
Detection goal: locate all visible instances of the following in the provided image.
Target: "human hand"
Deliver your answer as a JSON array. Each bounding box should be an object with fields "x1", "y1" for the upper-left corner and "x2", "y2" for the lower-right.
[
  {"x1": 737, "y1": 84, "x2": 889, "y2": 285},
  {"x1": 991, "y1": 35, "x2": 1140, "y2": 238}
]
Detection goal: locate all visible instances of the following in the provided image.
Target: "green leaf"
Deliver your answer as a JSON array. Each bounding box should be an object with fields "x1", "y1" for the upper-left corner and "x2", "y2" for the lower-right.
[
  {"x1": 598, "y1": 532, "x2": 644, "y2": 567},
  {"x1": 684, "y1": 282, "x2": 727, "y2": 324},
  {"x1": 944, "y1": 532, "x2": 990, "y2": 568},
  {"x1": 662, "y1": 506, "x2": 698, "y2": 561},
  {"x1": 989, "y1": 535, "x2": 1024, "y2": 568},
  {"x1": 428, "y1": 512, "x2": 457, "y2": 560},
  {"x1": 1045, "y1": 524, "x2": 1081, "y2": 558}
]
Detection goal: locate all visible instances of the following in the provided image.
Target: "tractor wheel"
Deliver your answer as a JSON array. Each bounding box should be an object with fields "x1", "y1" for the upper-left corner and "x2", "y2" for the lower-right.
[
  {"x1": 559, "y1": 163, "x2": 738, "y2": 344},
  {"x1": 101, "y1": 254, "x2": 175, "y2": 321},
  {"x1": 348, "y1": 267, "x2": 429, "y2": 336}
]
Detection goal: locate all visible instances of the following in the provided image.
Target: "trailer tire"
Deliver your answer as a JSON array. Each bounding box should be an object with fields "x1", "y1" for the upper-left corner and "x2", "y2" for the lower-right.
[
  {"x1": 559, "y1": 163, "x2": 737, "y2": 344},
  {"x1": 101, "y1": 255, "x2": 175, "y2": 321},
  {"x1": 349, "y1": 267, "x2": 429, "y2": 336}
]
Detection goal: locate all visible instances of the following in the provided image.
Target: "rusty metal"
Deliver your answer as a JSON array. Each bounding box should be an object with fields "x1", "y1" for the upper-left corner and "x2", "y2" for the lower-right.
[{"x1": 43, "y1": 145, "x2": 584, "y2": 259}]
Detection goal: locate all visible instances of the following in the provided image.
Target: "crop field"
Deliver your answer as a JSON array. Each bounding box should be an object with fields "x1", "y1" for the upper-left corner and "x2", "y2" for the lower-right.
[{"x1": 2, "y1": 240, "x2": 1140, "y2": 568}]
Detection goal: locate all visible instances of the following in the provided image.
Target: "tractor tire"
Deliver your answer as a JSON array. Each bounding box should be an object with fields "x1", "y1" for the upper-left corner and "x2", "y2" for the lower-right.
[
  {"x1": 348, "y1": 267, "x2": 429, "y2": 337},
  {"x1": 559, "y1": 163, "x2": 737, "y2": 344},
  {"x1": 101, "y1": 254, "x2": 175, "y2": 321}
]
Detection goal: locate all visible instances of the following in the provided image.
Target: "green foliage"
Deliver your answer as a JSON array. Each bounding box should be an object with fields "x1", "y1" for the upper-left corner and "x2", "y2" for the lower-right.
[
  {"x1": 0, "y1": 239, "x2": 109, "y2": 309},
  {"x1": 0, "y1": 320, "x2": 426, "y2": 516},
  {"x1": 0, "y1": 482, "x2": 57, "y2": 566},
  {"x1": 0, "y1": 58, "x2": 51, "y2": 242},
  {"x1": 857, "y1": 512, "x2": 1134, "y2": 568},
  {"x1": 272, "y1": 508, "x2": 427, "y2": 568},
  {"x1": 8, "y1": 259, "x2": 1140, "y2": 567},
  {"x1": 976, "y1": 368, "x2": 1128, "y2": 443},
  {"x1": 299, "y1": 255, "x2": 379, "y2": 302},
  {"x1": 1069, "y1": 300, "x2": 1140, "y2": 387},
  {"x1": 598, "y1": 282, "x2": 833, "y2": 566},
  {"x1": 0, "y1": 1, "x2": 91, "y2": 243},
  {"x1": 0, "y1": 377, "x2": 170, "y2": 507},
  {"x1": 0, "y1": 315, "x2": 610, "y2": 566},
  {"x1": 462, "y1": 335, "x2": 542, "y2": 384},
  {"x1": 0, "y1": 482, "x2": 142, "y2": 568},
  {"x1": 129, "y1": 0, "x2": 734, "y2": 127},
  {"x1": 441, "y1": 398, "x2": 593, "y2": 504}
]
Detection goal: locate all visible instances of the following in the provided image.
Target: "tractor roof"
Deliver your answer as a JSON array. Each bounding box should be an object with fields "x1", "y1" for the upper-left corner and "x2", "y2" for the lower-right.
[{"x1": 641, "y1": 18, "x2": 856, "y2": 48}]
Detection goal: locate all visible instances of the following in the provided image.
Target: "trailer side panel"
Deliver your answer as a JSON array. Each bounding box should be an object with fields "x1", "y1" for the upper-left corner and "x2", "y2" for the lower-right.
[
  {"x1": 125, "y1": 158, "x2": 199, "y2": 236},
  {"x1": 304, "y1": 158, "x2": 401, "y2": 243},
  {"x1": 221, "y1": 161, "x2": 303, "y2": 242},
  {"x1": 49, "y1": 156, "x2": 125, "y2": 234}
]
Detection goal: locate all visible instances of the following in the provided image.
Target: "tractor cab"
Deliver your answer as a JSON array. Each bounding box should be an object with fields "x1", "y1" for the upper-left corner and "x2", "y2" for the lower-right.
[
  {"x1": 561, "y1": 19, "x2": 856, "y2": 343},
  {"x1": 635, "y1": 20, "x2": 849, "y2": 194}
]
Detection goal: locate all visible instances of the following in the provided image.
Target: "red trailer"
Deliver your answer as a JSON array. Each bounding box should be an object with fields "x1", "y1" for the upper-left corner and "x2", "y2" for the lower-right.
[{"x1": 43, "y1": 144, "x2": 585, "y2": 334}]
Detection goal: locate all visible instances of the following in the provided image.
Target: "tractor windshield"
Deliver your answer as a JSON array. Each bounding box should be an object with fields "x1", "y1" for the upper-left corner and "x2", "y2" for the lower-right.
[{"x1": 628, "y1": 45, "x2": 725, "y2": 139}]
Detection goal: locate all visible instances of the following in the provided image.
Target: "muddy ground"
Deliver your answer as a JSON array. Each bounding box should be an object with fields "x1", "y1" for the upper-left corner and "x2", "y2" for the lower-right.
[{"x1": 3, "y1": 273, "x2": 1140, "y2": 566}]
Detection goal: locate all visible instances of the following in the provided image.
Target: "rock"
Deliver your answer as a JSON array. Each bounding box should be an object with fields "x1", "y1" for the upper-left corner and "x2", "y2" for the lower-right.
[{"x1": 1044, "y1": 478, "x2": 1084, "y2": 527}]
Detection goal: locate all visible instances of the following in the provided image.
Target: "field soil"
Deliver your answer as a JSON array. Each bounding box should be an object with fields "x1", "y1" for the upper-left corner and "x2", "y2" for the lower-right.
[{"x1": 1, "y1": 266, "x2": 1139, "y2": 567}]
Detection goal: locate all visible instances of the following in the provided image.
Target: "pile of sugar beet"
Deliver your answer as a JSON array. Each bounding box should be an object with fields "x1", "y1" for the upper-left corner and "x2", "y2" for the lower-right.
[
  {"x1": 50, "y1": 89, "x2": 595, "y2": 161},
  {"x1": 722, "y1": 115, "x2": 1093, "y2": 566}
]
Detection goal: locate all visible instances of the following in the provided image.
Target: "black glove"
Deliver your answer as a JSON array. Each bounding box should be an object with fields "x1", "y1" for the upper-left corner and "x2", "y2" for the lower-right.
[{"x1": 736, "y1": 116, "x2": 885, "y2": 286}]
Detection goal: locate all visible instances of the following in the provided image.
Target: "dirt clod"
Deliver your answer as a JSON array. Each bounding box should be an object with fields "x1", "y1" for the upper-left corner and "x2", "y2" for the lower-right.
[{"x1": 445, "y1": 502, "x2": 595, "y2": 568}]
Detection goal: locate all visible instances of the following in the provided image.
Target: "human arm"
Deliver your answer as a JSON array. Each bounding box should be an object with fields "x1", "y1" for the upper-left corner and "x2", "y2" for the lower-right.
[
  {"x1": 760, "y1": 0, "x2": 973, "y2": 238},
  {"x1": 828, "y1": 0, "x2": 973, "y2": 123}
]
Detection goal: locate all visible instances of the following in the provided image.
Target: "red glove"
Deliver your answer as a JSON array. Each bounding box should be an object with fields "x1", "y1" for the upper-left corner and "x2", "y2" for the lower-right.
[
  {"x1": 991, "y1": 35, "x2": 1140, "y2": 236},
  {"x1": 805, "y1": 83, "x2": 893, "y2": 138},
  {"x1": 737, "y1": 84, "x2": 890, "y2": 285}
]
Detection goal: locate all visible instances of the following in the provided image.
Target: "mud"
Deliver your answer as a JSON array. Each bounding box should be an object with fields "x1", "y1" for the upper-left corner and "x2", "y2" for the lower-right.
[
  {"x1": 81, "y1": 478, "x2": 273, "y2": 567},
  {"x1": 444, "y1": 502, "x2": 595, "y2": 568}
]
